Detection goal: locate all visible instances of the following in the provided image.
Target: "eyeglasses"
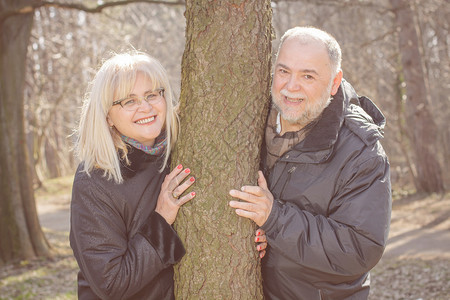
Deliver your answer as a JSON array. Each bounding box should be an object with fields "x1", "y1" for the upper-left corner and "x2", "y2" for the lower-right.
[{"x1": 112, "y1": 88, "x2": 165, "y2": 111}]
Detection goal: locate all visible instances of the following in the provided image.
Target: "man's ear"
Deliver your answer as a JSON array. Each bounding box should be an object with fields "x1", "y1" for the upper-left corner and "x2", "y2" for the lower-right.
[{"x1": 330, "y1": 70, "x2": 343, "y2": 96}]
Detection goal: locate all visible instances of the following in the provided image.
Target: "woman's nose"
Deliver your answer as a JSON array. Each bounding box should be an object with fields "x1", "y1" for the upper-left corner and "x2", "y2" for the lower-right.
[{"x1": 137, "y1": 99, "x2": 153, "y2": 111}]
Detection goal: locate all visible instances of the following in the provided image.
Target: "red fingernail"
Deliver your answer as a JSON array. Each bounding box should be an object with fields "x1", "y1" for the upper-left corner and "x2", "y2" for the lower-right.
[
  {"x1": 190, "y1": 177, "x2": 195, "y2": 182},
  {"x1": 256, "y1": 237, "x2": 260, "y2": 242},
  {"x1": 260, "y1": 253, "x2": 264, "y2": 258},
  {"x1": 177, "y1": 164, "x2": 182, "y2": 169},
  {"x1": 257, "y1": 231, "x2": 261, "y2": 236},
  {"x1": 185, "y1": 168, "x2": 190, "y2": 173},
  {"x1": 190, "y1": 192, "x2": 196, "y2": 197}
]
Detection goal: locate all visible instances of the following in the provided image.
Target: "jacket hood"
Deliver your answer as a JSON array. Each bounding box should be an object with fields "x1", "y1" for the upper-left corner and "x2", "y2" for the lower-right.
[{"x1": 343, "y1": 82, "x2": 386, "y2": 147}]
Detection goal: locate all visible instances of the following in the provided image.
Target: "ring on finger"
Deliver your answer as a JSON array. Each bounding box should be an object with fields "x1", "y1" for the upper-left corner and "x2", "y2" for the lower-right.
[{"x1": 172, "y1": 191, "x2": 179, "y2": 198}]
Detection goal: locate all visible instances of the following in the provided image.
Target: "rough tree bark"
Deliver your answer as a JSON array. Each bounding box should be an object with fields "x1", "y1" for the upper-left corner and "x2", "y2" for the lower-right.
[
  {"x1": 172, "y1": 0, "x2": 272, "y2": 298},
  {"x1": 390, "y1": 0, "x2": 444, "y2": 193},
  {"x1": 0, "y1": 0, "x2": 50, "y2": 266}
]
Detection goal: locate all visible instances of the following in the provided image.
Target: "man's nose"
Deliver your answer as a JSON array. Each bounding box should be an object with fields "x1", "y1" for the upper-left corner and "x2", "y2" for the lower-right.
[{"x1": 285, "y1": 74, "x2": 302, "y2": 92}]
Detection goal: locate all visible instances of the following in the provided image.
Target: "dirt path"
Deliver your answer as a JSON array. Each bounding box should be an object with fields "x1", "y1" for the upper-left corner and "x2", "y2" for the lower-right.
[
  {"x1": 34, "y1": 192, "x2": 450, "y2": 299},
  {"x1": 37, "y1": 194, "x2": 71, "y2": 233},
  {"x1": 383, "y1": 193, "x2": 450, "y2": 259}
]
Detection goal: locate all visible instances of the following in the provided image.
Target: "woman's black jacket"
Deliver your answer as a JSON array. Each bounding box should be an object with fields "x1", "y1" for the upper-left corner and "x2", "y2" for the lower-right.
[{"x1": 70, "y1": 148, "x2": 184, "y2": 300}]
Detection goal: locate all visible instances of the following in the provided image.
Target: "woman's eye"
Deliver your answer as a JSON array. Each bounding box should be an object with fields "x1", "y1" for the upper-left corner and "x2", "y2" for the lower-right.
[
  {"x1": 123, "y1": 98, "x2": 136, "y2": 106},
  {"x1": 145, "y1": 93, "x2": 158, "y2": 101}
]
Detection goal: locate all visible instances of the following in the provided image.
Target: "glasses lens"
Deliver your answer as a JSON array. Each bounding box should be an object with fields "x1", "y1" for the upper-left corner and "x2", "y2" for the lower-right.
[
  {"x1": 144, "y1": 92, "x2": 159, "y2": 103},
  {"x1": 121, "y1": 98, "x2": 140, "y2": 111}
]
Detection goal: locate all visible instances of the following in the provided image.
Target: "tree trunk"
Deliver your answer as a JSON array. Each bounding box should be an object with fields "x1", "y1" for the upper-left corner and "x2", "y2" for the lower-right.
[
  {"x1": 390, "y1": 0, "x2": 444, "y2": 193},
  {"x1": 173, "y1": 0, "x2": 272, "y2": 298},
  {"x1": 0, "y1": 1, "x2": 50, "y2": 266}
]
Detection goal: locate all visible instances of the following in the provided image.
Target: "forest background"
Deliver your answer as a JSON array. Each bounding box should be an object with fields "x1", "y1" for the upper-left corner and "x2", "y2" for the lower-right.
[
  {"x1": 0, "y1": 0, "x2": 449, "y2": 299},
  {"x1": 13, "y1": 0, "x2": 450, "y2": 193}
]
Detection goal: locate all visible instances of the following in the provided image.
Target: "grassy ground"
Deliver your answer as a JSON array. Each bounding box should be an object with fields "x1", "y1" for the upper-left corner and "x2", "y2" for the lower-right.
[
  {"x1": 0, "y1": 177, "x2": 449, "y2": 299},
  {"x1": 0, "y1": 230, "x2": 77, "y2": 300},
  {"x1": 0, "y1": 176, "x2": 77, "y2": 300}
]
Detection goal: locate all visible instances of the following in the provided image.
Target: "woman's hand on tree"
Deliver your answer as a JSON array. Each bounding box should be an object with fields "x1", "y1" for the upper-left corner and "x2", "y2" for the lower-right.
[
  {"x1": 155, "y1": 164, "x2": 196, "y2": 225},
  {"x1": 255, "y1": 228, "x2": 267, "y2": 259}
]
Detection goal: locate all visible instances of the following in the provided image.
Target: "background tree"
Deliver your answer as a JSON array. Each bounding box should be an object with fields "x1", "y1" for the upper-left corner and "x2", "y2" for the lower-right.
[
  {"x1": 389, "y1": 0, "x2": 444, "y2": 193},
  {"x1": 172, "y1": 1, "x2": 272, "y2": 298},
  {"x1": 24, "y1": 2, "x2": 186, "y2": 184},
  {"x1": 272, "y1": 0, "x2": 449, "y2": 193},
  {"x1": 0, "y1": 0, "x2": 184, "y2": 267},
  {"x1": 0, "y1": 0, "x2": 50, "y2": 266}
]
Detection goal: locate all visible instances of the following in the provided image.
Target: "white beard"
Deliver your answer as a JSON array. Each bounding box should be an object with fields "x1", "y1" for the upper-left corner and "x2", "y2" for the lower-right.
[{"x1": 272, "y1": 79, "x2": 333, "y2": 126}]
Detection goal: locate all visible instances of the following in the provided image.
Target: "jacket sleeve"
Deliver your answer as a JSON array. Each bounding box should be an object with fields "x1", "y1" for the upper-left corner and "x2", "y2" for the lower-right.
[
  {"x1": 70, "y1": 177, "x2": 185, "y2": 300},
  {"x1": 261, "y1": 153, "x2": 391, "y2": 285}
]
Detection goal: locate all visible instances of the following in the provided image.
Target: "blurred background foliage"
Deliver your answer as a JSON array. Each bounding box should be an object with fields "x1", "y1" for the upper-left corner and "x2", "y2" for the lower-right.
[{"x1": 24, "y1": 0, "x2": 449, "y2": 192}]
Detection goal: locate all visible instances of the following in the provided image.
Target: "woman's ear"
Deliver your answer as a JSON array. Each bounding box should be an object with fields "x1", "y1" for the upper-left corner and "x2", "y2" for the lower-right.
[{"x1": 106, "y1": 116, "x2": 114, "y2": 127}]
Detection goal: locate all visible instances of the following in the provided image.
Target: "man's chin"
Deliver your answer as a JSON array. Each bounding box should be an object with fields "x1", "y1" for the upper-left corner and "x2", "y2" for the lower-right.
[{"x1": 280, "y1": 112, "x2": 304, "y2": 124}]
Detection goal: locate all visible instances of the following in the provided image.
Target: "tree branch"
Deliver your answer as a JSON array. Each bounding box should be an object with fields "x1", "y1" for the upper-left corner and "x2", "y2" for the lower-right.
[
  {"x1": 359, "y1": 29, "x2": 397, "y2": 48},
  {"x1": 272, "y1": 0, "x2": 391, "y2": 12},
  {"x1": 1, "y1": 0, "x2": 185, "y2": 23}
]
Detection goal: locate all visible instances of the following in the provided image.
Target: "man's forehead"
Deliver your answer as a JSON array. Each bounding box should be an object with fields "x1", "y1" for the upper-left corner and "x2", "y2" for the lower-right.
[
  {"x1": 276, "y1": 39, "x2": 330, "y2": 71},
  {"x1": 280, "y1": 37, "x2": 327, "y2": 55}
]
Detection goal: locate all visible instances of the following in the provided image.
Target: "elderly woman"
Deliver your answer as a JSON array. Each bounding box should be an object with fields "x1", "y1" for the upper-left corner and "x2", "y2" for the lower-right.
[{"x1": 70, "y1": 52, "x2": 195, "y2": 299}]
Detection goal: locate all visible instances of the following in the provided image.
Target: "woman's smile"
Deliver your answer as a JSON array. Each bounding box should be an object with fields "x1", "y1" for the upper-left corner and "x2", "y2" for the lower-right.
[{"x1": 135, "y1": 115, "x2": 156, "y2": 124}]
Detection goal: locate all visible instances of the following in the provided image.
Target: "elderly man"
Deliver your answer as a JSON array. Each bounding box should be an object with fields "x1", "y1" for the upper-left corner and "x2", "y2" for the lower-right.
[{"x1": 229, "y1": 26, "x2": 391, "y2": 299}]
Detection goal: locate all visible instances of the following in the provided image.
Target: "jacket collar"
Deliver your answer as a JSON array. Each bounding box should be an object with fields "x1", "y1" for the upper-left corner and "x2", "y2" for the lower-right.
[
  {"x1": 298, "y1": 83, "x2": 345, "y2": 152},
  {"x1": 284, "y1": 80, "x2": 385, "y2": 163},
  {"x1": 294, "y1": 81, "x2": 349, "y2": 152},
  {"x1": 120, "y1": 145, "x2": 161, "y2": 179}
]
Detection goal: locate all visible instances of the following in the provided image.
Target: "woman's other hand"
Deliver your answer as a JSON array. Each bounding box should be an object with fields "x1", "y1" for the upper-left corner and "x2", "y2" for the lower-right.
[
  {"x1": 155, "y1": 164, "x2": 196, "y2": 225},
  {"x1": 255, "y1": 228, "x2": 267, "y2": 259}
]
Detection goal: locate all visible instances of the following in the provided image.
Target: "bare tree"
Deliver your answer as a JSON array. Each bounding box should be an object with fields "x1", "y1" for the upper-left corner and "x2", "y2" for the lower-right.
[
  {"x1": 0, "y1": 0, "x2": 184, "y2": 267},
  {"x1": 414, "y1": 0, "x2": 450, "y2": 187},
  {"x1": 272, "y1": 0, "x2": 449, "y2": 192},
  {"x1": 0, "y1": 0, "x2": 50, "y2": 266},
  {"x1": 24, "y1": 2, "x2": 187, "y2": 182},
  {"x1": 390, "y1": 0, "x2": 444, "y2": 193}
]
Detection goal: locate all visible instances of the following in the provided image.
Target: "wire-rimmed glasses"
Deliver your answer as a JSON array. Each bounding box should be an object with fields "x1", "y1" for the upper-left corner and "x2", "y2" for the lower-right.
[{"x1": 112, "y1": 88, "x2": 165, "y2": 111}]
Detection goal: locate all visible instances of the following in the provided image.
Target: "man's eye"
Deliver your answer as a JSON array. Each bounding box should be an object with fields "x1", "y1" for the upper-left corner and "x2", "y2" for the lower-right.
[
  {"x1": 304, "y1": 75, "x2": 314, "y2": 80},
  {"x1": 279, "y1": 69, "x2": 288, "y2": 74},
  {"x1": 123, "y1": 98, "x2": 137, "y2": 106}
]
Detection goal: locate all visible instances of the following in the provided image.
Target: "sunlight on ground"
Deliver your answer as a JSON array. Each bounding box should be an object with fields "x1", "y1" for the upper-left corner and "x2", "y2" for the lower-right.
[
  {"x1": 0, "y1": 228, "x2": 78, "y2": 299},
  {"x1": 34, "y1": 175, "x2": 74, "y2": 201},
  {"x1": 370, "y1": 257, "x2": 450, "y2": 299},
  {"x1": 0, "y1": 176, "x2": 77, "y2": 300},
  {"x1": 1, "y1": 178, "x2": 449, "y2": 299},
  {"x1": 0, "y1": 255, "x2": 77, "y2": 300}
]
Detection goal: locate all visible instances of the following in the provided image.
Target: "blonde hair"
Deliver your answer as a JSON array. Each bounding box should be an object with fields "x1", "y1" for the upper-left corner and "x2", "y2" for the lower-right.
[{"x1": 75, "y1": 51, "x2": 179, "y2": 183}]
